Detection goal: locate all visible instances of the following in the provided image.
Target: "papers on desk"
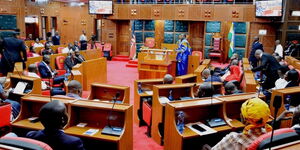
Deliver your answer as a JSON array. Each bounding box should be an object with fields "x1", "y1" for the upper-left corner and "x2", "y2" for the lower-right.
[
  {"x1": 186, "y1": 122, "x2": 217, "y2": 136},
  {"x1": 83, "y1": 129, "x2": 99, "y2": 136},
  {"x1": 13, "y1": 82, "x2": 28, "y2": 94},
  {"x1": 77, "y1": 123, "x2": 87, "y2": 127},
  {"x1": 144, "y1": 91, "x2": 153, "y2": 95},
  {"x1": 159, "y1": 96, "x2": 170, "y2": 104}
]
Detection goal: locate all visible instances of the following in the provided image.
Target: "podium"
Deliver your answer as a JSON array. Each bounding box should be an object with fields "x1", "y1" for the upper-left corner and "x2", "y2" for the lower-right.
[{"x1": 138, "y1": 48, "x2": 176, "y2": 79}]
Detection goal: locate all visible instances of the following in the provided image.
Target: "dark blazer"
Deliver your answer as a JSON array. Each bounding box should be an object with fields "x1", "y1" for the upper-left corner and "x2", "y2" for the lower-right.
[
  {"x1": 75, "y1": 55, "x2": 85, "y2": 63},
  {"x1": 64, "y1": 56, "x2": 78, "y2": 71},
  {"x1": 27, "y1": 130, "x2": 85, "y2": 150},
  {"x1": 38, "y1": 61, "x2": 53, "y2": 78},
  {"x1": 251, "y1": 53, "x2": 281, "y2": 73},
  {"x1": 2, "y1": 37, "x2": 27, "y2": 62},
  {"x1": 52, "y1": 36, "x2": 60, "y2": 45},
  {"x1": 249, "y1": 41, "x2": 264, "y2": 62}
]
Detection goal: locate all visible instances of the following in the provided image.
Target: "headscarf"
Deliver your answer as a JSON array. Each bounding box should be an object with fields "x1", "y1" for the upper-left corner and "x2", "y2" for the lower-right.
[{"x1": 241, "y1": 98, "x2": 272, "y2": 134}]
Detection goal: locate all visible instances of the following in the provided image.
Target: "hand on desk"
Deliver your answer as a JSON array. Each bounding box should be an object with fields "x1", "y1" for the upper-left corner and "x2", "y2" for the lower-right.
[{"x1": 277, "y1": 110, "x2": 293, "y2": 121}]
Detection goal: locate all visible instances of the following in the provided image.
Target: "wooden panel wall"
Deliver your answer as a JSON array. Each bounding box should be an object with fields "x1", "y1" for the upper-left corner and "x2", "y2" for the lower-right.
[
  {"x1": 154, "y1": 20, "x2": 164, "y2": 49},
  {"x1": 248, "y1": 23, "x2": 277, "y2": 55},
  {"x1": 189, "y1": 22, "x2": 204, "y2": 52},
  {"x1": 117, "y1": 21, "x2": 130, "y2": 55},
  {"x1": 101, "y1": 19, "x2": 118, "y2": 56}
]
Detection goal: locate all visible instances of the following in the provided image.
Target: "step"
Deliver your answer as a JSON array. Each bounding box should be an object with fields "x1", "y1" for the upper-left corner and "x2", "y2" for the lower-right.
[
  {"x1": 126, "y1": 63, "x2": 138, "y2": 68},
  {"x1": 112, "y1": 57, "x2": 130, "y2": 62},
  {"x1": 128, "y1": 60, "x2": 138, "y2": 64}
]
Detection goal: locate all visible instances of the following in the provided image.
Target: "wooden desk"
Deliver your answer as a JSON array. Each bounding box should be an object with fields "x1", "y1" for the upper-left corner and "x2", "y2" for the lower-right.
[
  {"x1": 242, "y1": 58, "x2": 249, "y2": 64},
  {"x1": 194, "y1": 59, "x2": 211, "y2": 82},
  {"x1": 151, "y1": 83, "x2": 195, "y2": 145},
  {"x1": 64, "y1": 100, "x2": 132, "y2": 150},
  {"x1": 12, "y1": 95, "x2": 75, "y2": 132},
  {"x1": 175, "y1": 74, "x2": 197, "y2": 84},
  {"x1": 270, "y1": 87, "x2": 300, "y2": 128},
  {"x1": 161, "y1": 43, "x2": 178, "y2": 50},
  {"x1": 202, "y1": 59, "x2": 211, "y2": 65},
  {"x1": 72, "y1": 58, "x2": 107, "y2": 91},
  {"x1": 188, "y1": 55, "x2": 200, "y2": 74},
  {"x1": 88, "y1": 83, "x2": 129, "y2": 103},
  {"x1": 215, "y1": 93, "x2": 265, "y2": 129},
  {"x1": 164, "y1": 99, "x2": 230, "y2": 150},
  {"x1": 133, "y1": 78, "x2": 164, "y2": 125},
  {"x1": 8, "y1": 75, "x2": 42, "y2": 101},
  {"x1": 193, "y1": 82, "x2": 224, "y2": 95}
]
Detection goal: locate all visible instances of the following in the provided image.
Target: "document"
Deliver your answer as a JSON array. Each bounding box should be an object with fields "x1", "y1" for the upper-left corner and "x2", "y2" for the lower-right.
[
  {"x1": 83, "y1": 129, "x2": 99, "y2": 136},
  {"x1": 186, "y1": 122, "x2": 217, "y2": 136},
  {"x1": 13, "y1": 82, "x2": 28, "y2": 94}
]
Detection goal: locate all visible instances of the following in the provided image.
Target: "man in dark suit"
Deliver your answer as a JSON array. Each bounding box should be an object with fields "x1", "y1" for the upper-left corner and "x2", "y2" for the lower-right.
[
  {"x1": 26, "y1": 100, "x2": 85, "y2": 150},
  {"x1": 251, "y1": 50, "x2": 281, "y2": 90},
  {"x1": 249, "y1": 36, "x2": 264, "y2": 68},
  {"x1": 38, "y1": 55, "x2": 65, "y2": 84},
  {"x1": 0, "y1": 29, "x2": 27, "y2": 75},
  {"x1": 64, "y1": 51, "x2": 78, "y2": 72},
  {"x1": 52, "y1": 31, "x2": 60, "y2": 45}
]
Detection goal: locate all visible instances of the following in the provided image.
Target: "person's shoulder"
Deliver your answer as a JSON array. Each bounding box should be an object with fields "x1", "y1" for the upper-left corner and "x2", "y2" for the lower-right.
[
  {"x1": 60, "y1": 132, "x2": 83, "y2": 145},
  {"x1": 26, "y1": 130, "x2": 44, "y2": 138}
]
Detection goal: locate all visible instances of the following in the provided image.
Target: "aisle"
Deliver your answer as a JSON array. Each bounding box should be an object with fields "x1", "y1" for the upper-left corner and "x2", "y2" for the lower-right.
[{"x1": 106, "y1": 61, "x2": 163, "y2": 150}]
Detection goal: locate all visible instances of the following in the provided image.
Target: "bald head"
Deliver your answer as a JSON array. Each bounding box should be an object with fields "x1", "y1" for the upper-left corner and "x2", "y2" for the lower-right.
[
  {"x1": 67, "y1": 80, "x2": 82, "y2": 97},
  {"x1": 39, "y1": 100, "x2": 68, "y2": 130},
  {"x1": 225, "y1": 81, "x2": 237, "y2": 95},
  {"x1": 202, "y1": 69, "x2": 211, "y2": 79},
  {"x1": 255, "y1": 49, "x2": 263, "y2": 60},
  {"x1": 28, "y1": 64, "x2": 37, "y2": 73},
  {"x1": 163, "y1": 74, "x2": 173, "y2": 84}
]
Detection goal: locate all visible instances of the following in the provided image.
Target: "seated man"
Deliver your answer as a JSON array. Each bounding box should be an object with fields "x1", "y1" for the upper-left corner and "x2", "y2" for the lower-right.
[
  {"x1": 27, "y1": 64, "x2": 65, "y2": 96},
  {"x1": 74, "y1": 50, "x2": 85, "y2": 63},
  {"x1": 163, "y1": 74, "x2": 174, "y2": 84},
  {"x1": 26, "y1": 100, "x2": 85, "y2": 150},
  {"x1": 197, "y1": 82, "x2": 215, "y2": 98},
  {"x1": 210, "y1": 98, "x2": 272, "y2": 150},
  {"x1": 32, "y1": 38, "x2": 44, "y2": 49},
  {"x1": 62, "y1": 43, "x2": 73, "y2": 54},
  {"x1": 54, "y1": 80, "x2": 84, "y2": 100},
  {"x1": 202, "y1": 69, "x2": 222, "y2": 82},
  {"x1": 224, "y1": 81, "x2": 242, "y2": 95},
  {"x1": 64, "y1": 51, "x2": 78, "y2": 72},
  {"x1": 0, "y1": 77, "x2": 20, "y2": 120},
  {"x1": 42, "y1": 43, "x2": 54, "y2": 56},
  {"x1": 73, "y1": 41, "x2": 80, "y2": 51},
  {"x1": 285, "y1": 69, "x2": 299, "y2": 88},
  {"x1": 38, "y1": 55, "x2": 66, "y2": 85}
]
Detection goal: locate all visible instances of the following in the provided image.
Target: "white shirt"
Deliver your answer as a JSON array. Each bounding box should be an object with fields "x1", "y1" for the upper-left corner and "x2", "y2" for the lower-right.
[
  {"x1": 79, "y1": 34, "x2": 87, "y2": 41},
  {"x1": 27, "y1": 72, "x2": 48, "y2": 90},
  {"x1": 272, "y1": 78, "x2": 288, "y2": 90},
  {"x1": 275, "y1": 44, "x2": 283, "y2": 57},
  {"x1": 33, "y1": 43, "x2": 44, "y2": 49},
  {"x1": 62, "y1": 47, "x2": 71, "y2": 53}
]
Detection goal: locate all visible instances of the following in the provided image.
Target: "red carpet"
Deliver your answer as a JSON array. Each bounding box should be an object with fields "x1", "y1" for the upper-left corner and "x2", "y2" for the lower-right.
[{"x1": 106, "y1": 61, "x2": 163, "y2": 150}]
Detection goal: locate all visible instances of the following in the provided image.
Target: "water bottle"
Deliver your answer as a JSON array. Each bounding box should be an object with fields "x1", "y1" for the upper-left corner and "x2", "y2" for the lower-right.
[
  {"x1": 285, "y1": 95, "x2": 291, "y2": 110},
  {"x1": 168, "y1": 90, "x2": 173, "y2": 101},
  {"x1": 138, "y1": 82, "x2": 143, "y2": 93},
  {"x1": 177, "y1": 111, "x2": 185, "y2": 134}
]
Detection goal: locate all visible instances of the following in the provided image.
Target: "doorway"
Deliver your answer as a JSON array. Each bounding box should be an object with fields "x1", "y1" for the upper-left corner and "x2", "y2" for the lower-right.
[{"x1": 25, "y1": 16, "x2": 39, "y2": 40}]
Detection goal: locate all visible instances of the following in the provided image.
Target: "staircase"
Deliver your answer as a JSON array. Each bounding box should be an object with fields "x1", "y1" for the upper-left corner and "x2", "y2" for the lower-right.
[
  {"x1": 111, "y1": 55, "x2": 130, "y2": 62},
  {"x1": 126, "y1": 60, "x2": 138, "y2": 68}
]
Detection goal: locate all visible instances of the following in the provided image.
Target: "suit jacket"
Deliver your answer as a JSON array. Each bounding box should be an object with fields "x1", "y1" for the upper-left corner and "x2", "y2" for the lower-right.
[
  {"x1": 75, "y1": 55, "x2": 85, "y2": 63},
  {"x1": 27, "y1": 129, "x2": 85, "y2": 150},
  {"x1": 249, "y1": 41, "x2": 264, "y2": 62},
  {"x1": 2, "y1": 37, "x2": 27, "y2": 62},
  {"x1": 52, "y1": 36, "x2": 60, "y2": 45},
  {"x1": 38, "y1": 61, "x2": 53, "y2": 78},
  {"x1": 64, "y1": 56, "x2": 78, "y2": 71},
  {"x1": 251, "y1": 53, "x2": 281, "y2": 74}
]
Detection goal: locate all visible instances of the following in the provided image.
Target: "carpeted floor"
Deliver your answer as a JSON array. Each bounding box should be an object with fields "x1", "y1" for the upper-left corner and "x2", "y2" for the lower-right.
[{"x1": 106, "y1": 61, "x2": 163, "y2": 150}]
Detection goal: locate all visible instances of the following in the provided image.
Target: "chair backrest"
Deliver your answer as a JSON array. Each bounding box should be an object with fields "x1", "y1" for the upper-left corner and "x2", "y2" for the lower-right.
[
  {"x1": 103, "y1": 43, "x2": 112, "y2": 51},
  {"x1": 57, "y1": 47, "x2": 64, "y2": 54},
  {"x1": 55, "y1": 56, "x2": 66, "y2": 70},
  {"x1": 87, "y1": 44, "x2": 91, "y2": 50},
  {"x1": 192, "y1": 51, "x2": 203, "y2": 61},
  {"x1": 95, "y1": 43, "x2": 102, "y2": 51},
  {"x1": 0, "y1": 103, "x2": 11, "y2": 128},
  {"x1": 247, "y1": 128, "x2": 296, "y2": 150},
  {"x1": 145, "y1": 38, "x2": 155, "y2": 48},
  {"x1": 0, "y1": 137, "x2": 52, "y2": 150},
  {"x1": 213, "y1": 38, "x2": 221, "y2": 50}
]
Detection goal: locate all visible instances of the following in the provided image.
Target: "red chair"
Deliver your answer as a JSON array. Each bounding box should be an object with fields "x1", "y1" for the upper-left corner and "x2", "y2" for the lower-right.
[
  {"x1": 192, "y1": 51, "x2": 203, "y2": 62},
  {"x1": 57, "y1": 47, "x2": 64, "y2": 54},
  {"x1": 55, "y1": 56, "x2": 66, "y2": 76},
  {"x1": 87, "y1": 44, "x2": 91, "y2": 50},
  {"x1": 142, "y1": 101, "x2": 152, "y2": 136},
  {"x1": 0, "y1": 103, "x2": 11, "y2": 128},
  {"x1": 95, "y1": 43, "x2": 102, "y2": 51},
  {"x1": 0, "y1": 137, "x2": 52, "y2": 150},
  {"x1": 145, "y1": 37, "x2": 155, "y2": 48},
  {"x1": 103, "y1": 43, "x2": 112, "y2": 60},
  {"x1": 208, "y1": 33, "x2": 224, "y2": 63}
]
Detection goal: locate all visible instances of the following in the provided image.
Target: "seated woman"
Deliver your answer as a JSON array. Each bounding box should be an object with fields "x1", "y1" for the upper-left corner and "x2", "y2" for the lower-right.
[
  {"x1": 32, "y1": 38, "x2": 44, "y2": 49},
  {"x1": 222, "y1": 60, "x2": 240, "y2": 83}
]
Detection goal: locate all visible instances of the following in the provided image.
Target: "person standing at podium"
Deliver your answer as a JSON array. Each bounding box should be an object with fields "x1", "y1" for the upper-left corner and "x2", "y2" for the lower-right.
[{"x1": 176, "y1": 34, "x2": 192, "y2": 76}]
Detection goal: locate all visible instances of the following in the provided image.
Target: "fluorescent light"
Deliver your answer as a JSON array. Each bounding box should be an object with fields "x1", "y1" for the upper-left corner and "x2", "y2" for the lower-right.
[
  {"x1": 292, "y1": 11, "x2": 300, "y2": 16},
  {"x1": 259, "y1": 29, "x2": 267, "y2": 35},
  {"x1": 299, "y1": 25, "x2": 300, "y2": 31}
]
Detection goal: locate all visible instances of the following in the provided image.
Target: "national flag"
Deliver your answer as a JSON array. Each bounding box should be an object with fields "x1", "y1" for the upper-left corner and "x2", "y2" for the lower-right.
[{"x1": 228, "y1": 22, "x2": 235, "y2": 58}]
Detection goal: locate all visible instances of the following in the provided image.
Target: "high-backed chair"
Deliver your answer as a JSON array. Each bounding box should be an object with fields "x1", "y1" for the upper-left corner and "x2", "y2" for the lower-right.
[
  {"x1": 55, "y1": 56, "x2": 66, "y2": 76},
  {"x1": 145, "y1": 37, "x2": 155, "y2": 48},
  {"x1": 95, "y1": 43, "x2": 102, "y2": 51},
  {"x1": 192, "y1": 51, "x2": 203, "y2": 63},
  {"x1": 208, "y1": 33, "x2": 223, "y2": 63},
  {"x1": 57, "y1": 47, "x2": 64, "y2": 54},
  {"x1": 0, "y1": 136, "x2": 52, "y2": 150}
]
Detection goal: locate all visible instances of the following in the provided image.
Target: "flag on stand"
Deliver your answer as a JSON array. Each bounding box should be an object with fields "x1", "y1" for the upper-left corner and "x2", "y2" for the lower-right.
[{"x1": 228, "y1": 22, "x2": 235, "y2": 58}]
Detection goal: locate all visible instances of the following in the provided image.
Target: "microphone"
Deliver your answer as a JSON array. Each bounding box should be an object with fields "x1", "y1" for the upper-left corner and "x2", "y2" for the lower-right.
[
  {"x1": 269, "y1": 95, "x2": 282, "y2": 149},
  {"x1": 101, "y1": 92, "x2": 123, "y2": 136}
]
